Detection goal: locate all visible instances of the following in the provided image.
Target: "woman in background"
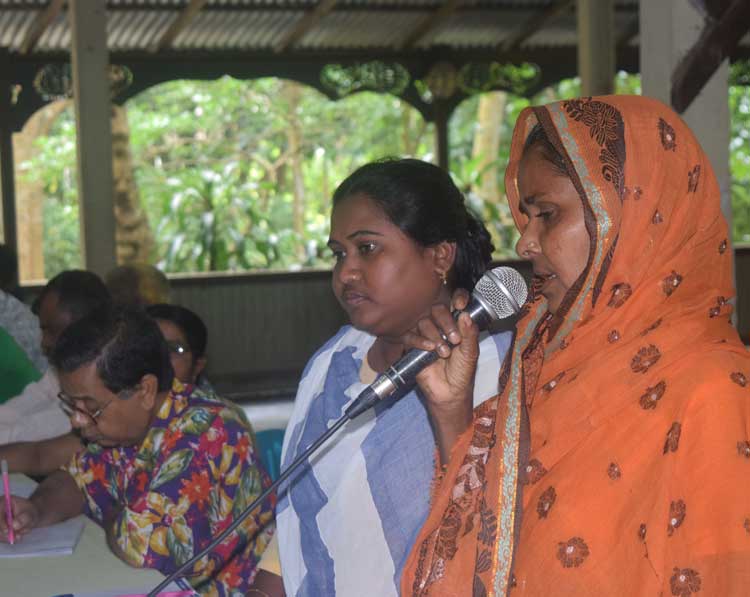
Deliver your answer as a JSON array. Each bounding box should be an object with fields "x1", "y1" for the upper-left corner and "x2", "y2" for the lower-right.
[
  {"x1": 274, "y1": 158, "x2": 513, "y2": 597},
  {"x1": 401, "y1": 95, "x2": 750, "y2": 595},
  {"x1": 147, "y1": 303, "x2": 209, "y2": 389}
]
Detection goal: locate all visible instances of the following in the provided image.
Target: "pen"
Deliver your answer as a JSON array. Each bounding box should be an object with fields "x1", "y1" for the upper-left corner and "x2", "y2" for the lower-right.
[{"x1": 1, "y1": 459, "x2": 14, "y2": 545}]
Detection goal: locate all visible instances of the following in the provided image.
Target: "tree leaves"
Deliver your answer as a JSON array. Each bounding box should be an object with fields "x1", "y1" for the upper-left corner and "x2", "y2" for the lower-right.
[{"x1": 22, "y1": 68, "x2": 750, "y2": 276}]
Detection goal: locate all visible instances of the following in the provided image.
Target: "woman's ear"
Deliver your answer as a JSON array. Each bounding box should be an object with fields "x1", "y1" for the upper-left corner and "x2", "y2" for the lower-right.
[
  {"x1": 433, "y1": 241, "x2": 457, "y2": 279},
  {"x1": 137, "y1": 374, "x2": 160, "y2": 410}
]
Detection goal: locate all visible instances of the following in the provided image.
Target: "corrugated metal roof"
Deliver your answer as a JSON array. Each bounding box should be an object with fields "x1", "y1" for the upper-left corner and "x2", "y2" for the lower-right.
[
  {"x1": 0, "y1": 0, "x2": 744, "y2": 58},
  {"x1": 0, "y1": 0, "x2": 633, "y2": 5},
  {"x1": 38, "y1": 14, "x2": 69, "y2": 50},
  {"x1": 0, "y1": 11, "x2": 34, "y2": 48},
  {"x1": 299, "y1": 10, "x2": 426, "y2": 50},
  {"x1": 0, "y1": 0, "x2": 640, "y2": 54},
  {"x1": 108, "y1": 9, "x2": 173, "y2": 50},
  {"x1": 0, "y1": 1, "x2": 50, "y2": 7}
]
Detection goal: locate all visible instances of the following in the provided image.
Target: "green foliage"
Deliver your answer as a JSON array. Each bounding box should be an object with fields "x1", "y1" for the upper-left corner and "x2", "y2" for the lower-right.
[
  {"x1": 731, "y1": 60, "x2": 750, "y2": 87},
  {"x1": 18, "y1": 68, "x2": 750, "y2": 277},
  {"x1": 16, "y1": 104, "x2": 82, "y2": 276},
  {"x1": 730, "y1": 80, "x2": 750, "y2": 242},
  {"x1": 127, "y1": 77, "x2": 435, "y2": 272},
  {"x1": 21, "y1": 77, "x2": 435, "y2": 274}
]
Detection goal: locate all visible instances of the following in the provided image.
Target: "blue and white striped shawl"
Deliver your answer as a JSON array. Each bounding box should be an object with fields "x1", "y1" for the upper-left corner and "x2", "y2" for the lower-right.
[{"x1": 278, "y1": 325, "x2": 511, "y2": 597}]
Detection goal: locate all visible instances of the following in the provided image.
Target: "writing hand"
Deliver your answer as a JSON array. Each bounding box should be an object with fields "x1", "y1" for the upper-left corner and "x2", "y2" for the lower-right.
[{"x1": 0, "y1": 495, "x2": 40, "y2": 542}]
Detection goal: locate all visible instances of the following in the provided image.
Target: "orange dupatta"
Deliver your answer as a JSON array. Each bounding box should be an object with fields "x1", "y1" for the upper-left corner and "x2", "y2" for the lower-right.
[{"x1": 401, "y1": 95, "x2": 750, "y2": 596}]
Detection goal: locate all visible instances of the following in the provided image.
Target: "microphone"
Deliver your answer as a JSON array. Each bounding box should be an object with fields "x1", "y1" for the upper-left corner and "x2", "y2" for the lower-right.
[{"x1": 344, "y1": 266, "x2": 528, "y2": 420}]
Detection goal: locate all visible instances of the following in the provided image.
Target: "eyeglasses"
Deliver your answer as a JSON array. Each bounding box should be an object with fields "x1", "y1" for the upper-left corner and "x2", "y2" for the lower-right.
[
  {"x1": 57, "y1": 391, "x2": 118, "y2": 425},
  {"x1": 166, "y1": 340, "x2": 191, "y2": 355}
]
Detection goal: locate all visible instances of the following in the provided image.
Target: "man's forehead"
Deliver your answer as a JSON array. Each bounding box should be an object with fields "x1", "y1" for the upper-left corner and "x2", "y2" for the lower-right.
[{"x1": 59, "y1": 361, "x2": 103, "y2": 395}]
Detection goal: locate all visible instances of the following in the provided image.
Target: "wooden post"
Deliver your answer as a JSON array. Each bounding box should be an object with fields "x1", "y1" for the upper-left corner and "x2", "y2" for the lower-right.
[
  {"x1": 577, "y1": 0, "x2": 615, "y2": 96},
  {"x1": 69, "y1": 0, "x2": 117, "y2": 276},
  {"x1": 434, "y1": 99, "x2": 450, "y2": 171},
  {"x1": 0, "y1": 77, "x2": 18, "y2": 257}
]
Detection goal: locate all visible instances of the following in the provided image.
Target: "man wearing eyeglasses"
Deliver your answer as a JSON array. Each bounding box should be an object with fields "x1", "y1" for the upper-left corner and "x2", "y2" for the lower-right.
[
  {"x1": 0, "y1": 307, "x2": 275, "y2": 596},
  {"x1": 0, "y1": 271, "x2": 111, "y2": 471}
]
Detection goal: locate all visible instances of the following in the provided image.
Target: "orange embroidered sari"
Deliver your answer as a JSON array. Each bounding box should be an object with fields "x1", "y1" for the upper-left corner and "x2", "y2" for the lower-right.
[{"x1": 401, "y1": 95, "x2": 750, "y2": 596}]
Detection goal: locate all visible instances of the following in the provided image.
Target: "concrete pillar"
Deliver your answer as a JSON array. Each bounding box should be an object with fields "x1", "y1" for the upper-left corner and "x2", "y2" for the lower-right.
[
  {"x1": 69, "y1": 0, "x2": 117, "y2": 277},
  {"x1": 0, "y1": 79, "x2": 17, "y2": 256},
  {"x1": 577, "y1": 0, "x2": 615, "y2": 96},
  {"x1": 640, "y1": 0, "x2": 731, "y2": 230}
]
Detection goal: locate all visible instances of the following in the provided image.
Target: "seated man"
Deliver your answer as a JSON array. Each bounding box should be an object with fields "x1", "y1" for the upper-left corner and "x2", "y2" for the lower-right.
[
  {"x1": 0, "y1": 270, "x2": 111, "y2": 447},
  {"x1": 0, "y1": 307, "x2": 275, "y2": 595}
]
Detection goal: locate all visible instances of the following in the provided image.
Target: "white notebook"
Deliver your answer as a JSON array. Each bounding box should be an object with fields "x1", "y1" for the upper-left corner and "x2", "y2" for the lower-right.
[{"x1": 0, "y1": 473, "x2": 85, "y2": 558}]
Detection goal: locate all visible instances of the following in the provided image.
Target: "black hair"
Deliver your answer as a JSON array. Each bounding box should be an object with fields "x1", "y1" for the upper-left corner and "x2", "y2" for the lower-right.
[
  {"x1": 522, "y1": 123, "x2": 569, "y2": 176},
  {"x1": 51, "y1": 306, "x2": 174, "y2": 394},
  {"x1": 0, "y1": 243, "x2": 18, "y2": 291},
  {"x1": 146, "y1": 303, "x2": 208, "y2": 358},
  {"x1": 33, "y1": 270, "x2": 111, "y2": 320},
  {"x1": 332, "y1": 158, "x2": 494, "y2": 290}
]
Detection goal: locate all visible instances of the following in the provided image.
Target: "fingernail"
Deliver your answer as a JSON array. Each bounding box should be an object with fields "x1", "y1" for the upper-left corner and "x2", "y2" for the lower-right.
[
  {"x1": 438, "y1": 344, "x2": 450, "y2": 357},
  {"x1": 448, "y1": 330, "x2": 460, "y2": 343}
]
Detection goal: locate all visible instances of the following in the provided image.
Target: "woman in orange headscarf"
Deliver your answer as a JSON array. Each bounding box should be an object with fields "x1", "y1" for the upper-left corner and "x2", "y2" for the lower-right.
[{"x1": 400, "y1": 95, "x2": 750, "y2": 596}]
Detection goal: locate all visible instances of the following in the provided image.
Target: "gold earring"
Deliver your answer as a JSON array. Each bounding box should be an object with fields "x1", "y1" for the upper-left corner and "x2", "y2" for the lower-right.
[{"x1": 439, "y1": 271, "x2": 448, "y2": 286}]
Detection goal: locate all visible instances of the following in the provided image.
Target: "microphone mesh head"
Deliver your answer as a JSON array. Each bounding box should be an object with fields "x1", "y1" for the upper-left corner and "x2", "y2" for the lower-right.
[{"x1": 474, "y1": 266, "x2": 529, "y2": 319}]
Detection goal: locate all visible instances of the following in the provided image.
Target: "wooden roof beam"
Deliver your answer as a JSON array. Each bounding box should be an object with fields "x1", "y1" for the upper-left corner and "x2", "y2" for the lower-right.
[
  {"x1": 396, "y1": 0, "x2": 472, "y2": 51},
  {"x1": 499, "y1": 0, "x2": 574, "y2": 53},
  {"x1": 671, "y1": 0, "x2": 750, "y2": 113},
  {"x1": 19, "y1": 0, "x2": 66, "y2": 55},
  {"x1": 151, "y1": 0, "x2": 209, "y2": 53},
  {"x1": 274, "y1": 0, "x2": 339, "y2": 53}
]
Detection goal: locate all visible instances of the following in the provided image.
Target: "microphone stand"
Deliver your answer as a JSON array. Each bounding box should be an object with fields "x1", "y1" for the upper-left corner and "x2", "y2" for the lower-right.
[
  {"x1": 147, "y1": 410, "x2": 354, "y2": 596},
  {"x1": 149, "y1": 267, "x2": 526, "y2": 595}
]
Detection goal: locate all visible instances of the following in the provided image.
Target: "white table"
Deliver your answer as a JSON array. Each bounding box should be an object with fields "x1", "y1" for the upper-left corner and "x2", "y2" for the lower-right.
[{"x1": 1, "y1": 474, "x2": 173, "y2": 597}]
